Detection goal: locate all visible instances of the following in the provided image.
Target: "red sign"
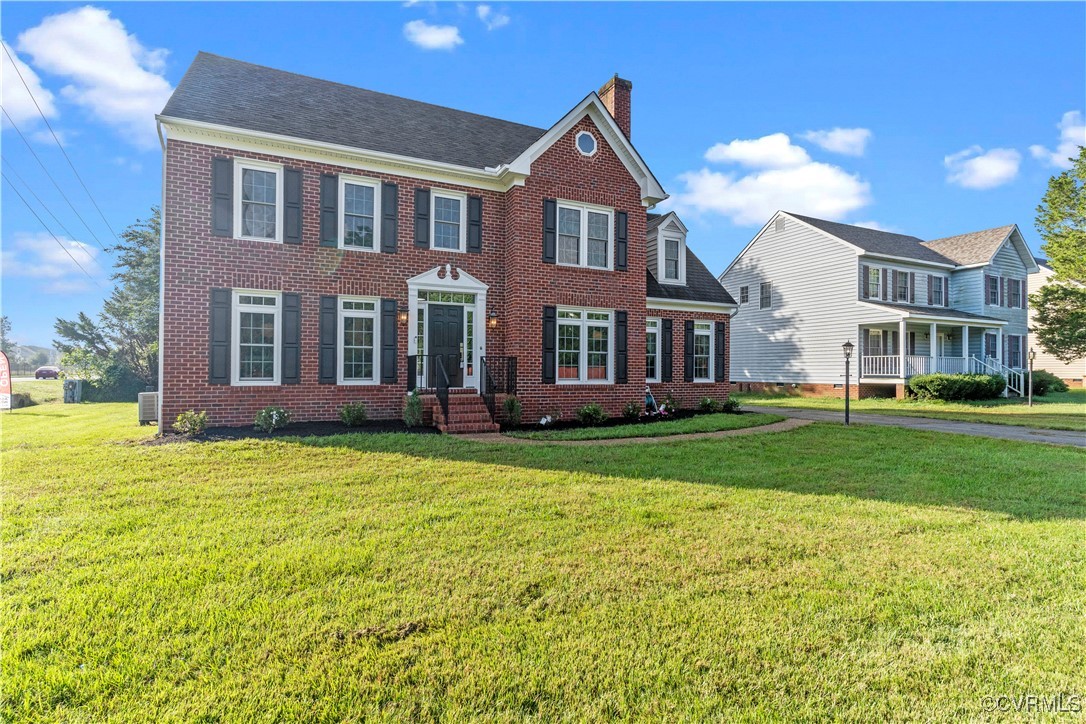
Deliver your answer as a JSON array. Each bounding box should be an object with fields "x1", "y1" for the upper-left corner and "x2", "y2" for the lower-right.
[{"x1": 0, "y1": 351, "x2": 10, "y2": 410}]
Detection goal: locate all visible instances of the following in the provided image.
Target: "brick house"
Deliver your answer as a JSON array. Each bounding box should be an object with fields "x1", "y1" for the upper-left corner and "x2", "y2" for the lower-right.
[{"x1": 156, "y1": 53, "x2": 735, "y2": 431}]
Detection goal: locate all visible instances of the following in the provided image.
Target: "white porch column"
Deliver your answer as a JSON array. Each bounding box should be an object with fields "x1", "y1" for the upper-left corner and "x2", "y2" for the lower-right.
[
  {"x1": 962, "y1": 326, "x2": 969, "y2": 368},
  {"x1": 996, "y1": 327, "x2": 1003, "y2": 365},
  {"x1": 929, "y1": 321, "x2": 937, "y2": 373},
  {"x1": 898, "y1": 317, "x2": 907, "y2": 378}
]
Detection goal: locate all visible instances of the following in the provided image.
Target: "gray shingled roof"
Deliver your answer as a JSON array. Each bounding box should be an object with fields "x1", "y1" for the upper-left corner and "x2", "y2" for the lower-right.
[
  {"x1": 646, "y1": 212, "x2": 664, "y2": 233},
  {"x1": 863, "y1": 301, "x2": 1005, "y2": 323},
  {"x1": 647, "y1": 248, "x2": 736, "y2": 306},
  {"x1": 921, "y1": 225, "x2": 1016, "y2": 265},
  {"x1": 787, "y1": 213, "x2": 956, "y2": 265},
  {"x1": 160, "y1": 52, "x2": 546, "y2": 169}
]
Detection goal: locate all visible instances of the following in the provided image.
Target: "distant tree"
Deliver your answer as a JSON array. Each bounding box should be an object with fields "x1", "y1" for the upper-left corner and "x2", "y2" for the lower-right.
[
  {"x1": 1031, "y1": 147, "x2": 1086, "y2": 363},
  {"x1": 30, "y1": 351, "x2": 49, "y2": 367},
  {"x1": 54, "y1": 207, "x2": 160, "y2": 388},
  {"x1": 0, "y1": 316, "x2": 12, "y2": 356}
]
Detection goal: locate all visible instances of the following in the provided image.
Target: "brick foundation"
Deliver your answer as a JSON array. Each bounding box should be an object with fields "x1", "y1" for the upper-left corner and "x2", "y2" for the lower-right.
[{"x1": 733, "y1": 380, "x2": 896, "y2": 400}]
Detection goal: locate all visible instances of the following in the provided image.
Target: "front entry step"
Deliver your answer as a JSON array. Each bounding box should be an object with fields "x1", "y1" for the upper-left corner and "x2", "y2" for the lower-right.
[{"x1": 430, "y1": 390, "x2": 499, "y2": 434}]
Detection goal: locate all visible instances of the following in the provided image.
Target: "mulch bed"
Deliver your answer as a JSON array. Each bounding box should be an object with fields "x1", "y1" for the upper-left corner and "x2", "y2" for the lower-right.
[
  {"x1": 503, "y1": 408, "x2": 740, "y2": 434},
  {"x1": 145, "y1": 419, "x2": 438, "y2": 445}
]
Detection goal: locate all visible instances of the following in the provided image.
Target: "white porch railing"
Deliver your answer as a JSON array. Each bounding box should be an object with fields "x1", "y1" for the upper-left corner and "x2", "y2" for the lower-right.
[
  {"x1": 905, "y1": 355, "x2": 930, "y2": 377},
  {"x1": 970, "y1": 356, "x2": 1025, "y2": 396},
  {"x1": 935, "y1": 357, "x2": 968, "y2": 375},
  {"x1": 863, "y1": 356, "x2": 993, "y2": 379},
  {"x1": 861, "y1": 355, "x2": 899, "y2": 377}
]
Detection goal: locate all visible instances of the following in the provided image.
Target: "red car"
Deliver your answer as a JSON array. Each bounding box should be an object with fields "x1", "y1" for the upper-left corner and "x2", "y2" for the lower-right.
[{"x1": 34, "y1": 366, "x2": 60, "y2": 379}]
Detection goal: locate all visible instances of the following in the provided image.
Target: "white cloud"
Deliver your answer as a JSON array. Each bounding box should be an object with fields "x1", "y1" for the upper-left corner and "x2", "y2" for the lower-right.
[
  {"x1": 1, "y1": 231, "x2": 104, "y2": 291},
  {"x1": 944, "y1": 145, "x2": 1021, "y2": 189},
  {"x1": 1029, "y1": 111, "x2": 1085, "y2": 169},
  {"x1": 403, "y1": 19, "x2": 464, "y2": 50},
  {"x1": 801, "y1": 127, "x2": 872, "y2": 156},
  {"x1": 1, "y1": 40, "x2": 58, "y2": 127},
  {"x1": 476, "y1": 5, "x2": 510, "y2": 30},
  {"x1": 16, "y1": 6, "x2": 173, "y2": 150},
  {"x1": 704, "y1": 133, "x2": 811, "y2": 169}
]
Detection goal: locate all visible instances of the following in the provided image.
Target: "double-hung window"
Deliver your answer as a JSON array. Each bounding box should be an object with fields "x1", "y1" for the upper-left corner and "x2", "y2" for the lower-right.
[
  {"x1": 986, "y1": 275, "x2": 1000, "y2": 305},
  {"x1": 557, "y1": 202, "x2": 612, "y2": 269},
  {"x1": 233, "y1": 291, "x2": 280, "y2": 385},
  {"x1": 646, "y1": 318, "x2": 660, "y2": 382},
  {"x1": 868, "y1": 267, "x2": 881, "y2": 298},
  {"x1": 693, "y1": 321, "x2": 713, "y2": 382},
  {"x1": 340, "y1": 176, "x2": 380, "y2": 251},
  {"x1": 432, "y1": 191, "x2": 466, "y2": 251},
  {"x1": 932, "y1": 276, "x2": 944, "y2": 306},
  {"x1": 557, "y1": 308, "x2": 612, "y2": 383},
  {"x1": 1008, "y1": 279, "x2": 1022, "y2": 308},
  {"x1": 235, "y1": 160, "x2": 283, "y2": 242},
  {"x1": 339, "y1": 298, "x2": 379, "y2": 384},
  {"x1": 739, "y1": 286, "x2": 749, "y2": 304},
  {"x1": 896, "y1": 272, "x2": 909, "y2": 302},
  {"x1": 664, "y1": 239, "x2": 680, "y2": 281},
  {"x1": 759, "y1": 282, "x2": 772, "y2": 310}
]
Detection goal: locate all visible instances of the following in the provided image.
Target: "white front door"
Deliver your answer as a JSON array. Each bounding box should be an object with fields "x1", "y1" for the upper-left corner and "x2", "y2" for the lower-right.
[{"x1": 936, "y1": 334, "x2": 946, "y2": 358}]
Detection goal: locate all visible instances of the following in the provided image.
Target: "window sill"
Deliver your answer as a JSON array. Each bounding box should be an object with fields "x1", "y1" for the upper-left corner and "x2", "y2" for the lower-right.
[
  {"x1": 432, "y1": 245, "x2": 466, "y2": 254},
  {"x1": 232, "y1": 380, "x2": 280, "y2": 387},
  {"x1": 556, "y1": 262, "x2": 612, "y2": 272},
  {"x1": 337, "y1": 379, "x2": 380, "y2": 386},
  {"x1": 556, "y1": 379, "x2": 614, "y2": 386},
  {"x1": 234, "y1": 236, "x2": 282, "y2": 244},
  {"x1": 339, "y1": 245, "x2": 380, "y2": 253}
]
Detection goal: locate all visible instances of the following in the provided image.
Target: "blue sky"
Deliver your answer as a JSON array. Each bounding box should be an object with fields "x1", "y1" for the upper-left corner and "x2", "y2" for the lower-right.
[{"x1": 2, "y1": 2, "x2": 1083, "y2": 348}]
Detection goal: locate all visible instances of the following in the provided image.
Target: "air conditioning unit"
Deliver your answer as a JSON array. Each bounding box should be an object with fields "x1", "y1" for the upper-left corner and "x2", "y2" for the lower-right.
[{"x1": 138, "y1": 391, "x2": 159, "y2": 426}]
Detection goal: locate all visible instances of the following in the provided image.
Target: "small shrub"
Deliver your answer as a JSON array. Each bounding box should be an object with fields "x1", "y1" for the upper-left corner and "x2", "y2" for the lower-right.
[
  {"x1": 907, "y1": 373, "x2": 1005, "y2": 401},
  {"x1": 403, "y1": 391, "x2": 424, "y2": 427},
  {"x1": 339, "y1": 402, "x2": 368, "y2": 427},
  {"x1": 720, "y1": 397, "x2": 742, "y2": 414},
  {"x1": 254, "y1": 405, "x2": 292, "y2": 433},
  {"x1": 1029, "y1": 370, "x2": 1068, "y2": 397},
  {"x1": 662, "y1": 393, "x2": 680, "y2": 411},
  {"x1": 699, "y1": 396, "x2": 721, "y2": 413},
  {"x1": 575, "y1": 402, "x2": 607, "y2": 426},
  {"x1": 172, "y1": 409, "x2": 208, "y2": 436},
  {"x1": 503, "y1": 395, "x2": 522, "y2": 426},
  {"x1": 622, "y1": 400, "x2": 642, "y2": 420}
]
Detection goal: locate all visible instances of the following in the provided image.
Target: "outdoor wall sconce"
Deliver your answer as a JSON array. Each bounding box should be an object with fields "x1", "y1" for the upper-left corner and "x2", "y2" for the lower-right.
[
  {"x1": 398, "y1": 309, "x2": 409, "y2": 324},
  {"x1": 487, "y1": 310, "x2": 498, "y2": 328}
]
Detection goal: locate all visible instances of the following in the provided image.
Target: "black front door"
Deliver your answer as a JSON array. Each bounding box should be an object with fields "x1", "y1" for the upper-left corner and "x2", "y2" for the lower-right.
[{"x1": 428, "y1": 304, "x2": 463, "y2": 387}]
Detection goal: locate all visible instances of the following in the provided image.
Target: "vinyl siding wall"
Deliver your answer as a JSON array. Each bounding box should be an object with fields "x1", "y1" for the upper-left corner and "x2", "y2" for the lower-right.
[
  {"x1": 858, "y1": 257, "x2": 953, "y2": 308},
  {"x1": 1028, "y1": 266, "x2": 1086, "y2": 380},
  {"x1": 981, "y1": 242, "x2": 1030, "y2": 337}
]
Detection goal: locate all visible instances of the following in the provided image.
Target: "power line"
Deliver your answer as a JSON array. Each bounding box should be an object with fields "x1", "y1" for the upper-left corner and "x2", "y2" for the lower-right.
[
  {"x1": 1, "y1": 106, "x2": 109, "y2": 253},
  {"x1": 1, "y1": 40, "x2": 121, "y2": 245},
  {"x1": 2, "y1": 171, "x2": 103, "y2": 289},
  {"x1": 2, "y1": 159, "x2": 110, "y2": 277}
]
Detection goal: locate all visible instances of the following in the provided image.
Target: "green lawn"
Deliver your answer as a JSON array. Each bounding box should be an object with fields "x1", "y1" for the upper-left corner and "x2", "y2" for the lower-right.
[
  {"x1": 10, "y1": 379, "x2": 63, "y2": 406},
  {"x1": 506, "y1": 411, "x2": 784, "y2": 441},
  {"x1": 3, "y1": 402, "x2": 1085, "y2": 721},
  {"x1": 738, "y1": 388, "x2": 1086, "y2": 432}
]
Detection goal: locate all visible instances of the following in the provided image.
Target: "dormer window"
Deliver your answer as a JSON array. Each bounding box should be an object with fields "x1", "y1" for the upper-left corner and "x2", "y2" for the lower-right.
[
  {"x1": 647, "y1": 213, "x2": 688, "y2": 285},
  {"x1": 664, "y1": 239, "x2": 680, "y2": 281}
]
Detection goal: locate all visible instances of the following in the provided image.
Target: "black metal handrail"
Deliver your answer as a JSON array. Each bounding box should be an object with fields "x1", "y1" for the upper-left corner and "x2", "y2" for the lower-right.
[
  {"x1": 480, "y1": 356, "x2": 517, "y2": 420},
  {"x1": 433, "y1": 354, "x2": 450, "y2": 421}
]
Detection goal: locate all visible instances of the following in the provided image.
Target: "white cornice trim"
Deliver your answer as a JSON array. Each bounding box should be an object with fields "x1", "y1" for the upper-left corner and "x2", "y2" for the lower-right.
[
  {"x1": 157, "y1": 115, "x2": 522, "y2": 192},
  {"x1": 647, "y1": 297, "x2": 737, "y2": 314},
  {"x1": 856, "y1": 301, "x2": 1007, "y2": 326}
]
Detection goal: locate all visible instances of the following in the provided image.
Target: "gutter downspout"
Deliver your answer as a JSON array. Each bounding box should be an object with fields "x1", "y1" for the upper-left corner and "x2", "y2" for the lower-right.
[{"x1": 156, "y1": 119, "x2": 166, "y2": 435}]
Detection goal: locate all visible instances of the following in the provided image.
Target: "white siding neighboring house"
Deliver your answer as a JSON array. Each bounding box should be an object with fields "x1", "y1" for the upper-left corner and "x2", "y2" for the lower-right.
[
  {"x1": 1028, "y1": 258, "x2": 1086, "y2": 386},
  {"x1": 720, "y1": 211, "x2": 1039, "y2": 398}
]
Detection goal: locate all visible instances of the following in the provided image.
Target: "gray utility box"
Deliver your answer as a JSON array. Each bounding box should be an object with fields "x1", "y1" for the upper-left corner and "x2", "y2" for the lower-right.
[{"x1": 63, "y1": 379, "x2": 83, "y2": 404}]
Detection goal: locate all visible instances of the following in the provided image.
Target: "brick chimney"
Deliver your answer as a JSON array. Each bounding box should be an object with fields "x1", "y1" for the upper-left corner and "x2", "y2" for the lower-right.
[{"x1": 598, "y1": 75, "x2": 632, "y2": 139}]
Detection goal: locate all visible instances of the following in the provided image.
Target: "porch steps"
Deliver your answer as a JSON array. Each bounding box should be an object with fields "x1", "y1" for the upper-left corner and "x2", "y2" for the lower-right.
[{"x1": 429, "y1": 389, "x2": 499, "y2": 434}]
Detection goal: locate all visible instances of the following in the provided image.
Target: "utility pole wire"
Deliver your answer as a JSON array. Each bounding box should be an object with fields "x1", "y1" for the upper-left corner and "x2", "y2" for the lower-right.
[
  {"x1": 2, "y1": 159, "x2": 111, "y2": 277},
  {"x1": 1, "y1": 40, "x2": 121, "y2": 245},
  {"x1": 1, "y1": 105, "x2": 109, "y2": 252},
  {"x1": 2, "y1": 171, "x2": 104, "y2": 289}
]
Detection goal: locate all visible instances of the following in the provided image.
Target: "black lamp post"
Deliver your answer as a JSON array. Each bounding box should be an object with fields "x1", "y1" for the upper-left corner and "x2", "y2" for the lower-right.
[
  {"x1": 1028, "y1": 347, "x2": 1036, "y2": 407},
  {"x1": 842, "y1": 341, "x2": 854, "y2": 426}
]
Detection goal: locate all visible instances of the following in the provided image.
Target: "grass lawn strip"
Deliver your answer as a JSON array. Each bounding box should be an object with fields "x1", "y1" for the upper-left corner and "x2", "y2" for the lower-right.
[{"x1": 505, "y1": 411, "x2": 786, "y2": 441}]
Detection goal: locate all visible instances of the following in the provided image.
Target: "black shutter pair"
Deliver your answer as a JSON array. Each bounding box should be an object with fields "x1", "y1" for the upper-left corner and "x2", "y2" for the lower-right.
[
  {"x1": 414, "y1": 189, "x2": 483, "y2": 252},
  {"x1": 212, "y1": 157, "x2": 302, "y2": 243},
  {"x1": 715, "y1": 321, "x2": 726, "y2": 382},
  {"x1": 319, "y1": 174, "x2": 399, "y2": 252},
  {"x1": 541, "y1": 199, "x2": 627, "y2": 269},
  {"x1": 683, "y1": 320, "x2": 695, "y2": 382},
  {"x1": 209, "y1": 288, "x2": 300, "y2": 384},
  {"x1": 319, "y1": 296, "x2": 399, "y2": 384}
]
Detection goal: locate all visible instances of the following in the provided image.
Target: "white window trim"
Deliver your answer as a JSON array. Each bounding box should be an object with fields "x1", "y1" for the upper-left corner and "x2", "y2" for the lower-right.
[
  {"x1": 430, "y1": 189, "x2": 468, "y2": 253},
  {"x1": 338, "y1": 174, "x2": 382, "y2": 252},
  {"x1": 739, "y1": 286, "x2": 749, "y2": 304},
  {"x1": 659, "y1": 235, "x2": 686, "y2": 285},
  {"x1": 986, "y1": 273, "x2": 1001, "y2": 306},
  {"x1": 233, "y1": 159, "x2": 284, "y2": 243},
  {"x1": 575, "y1": 130, "x2": 598, "y2": 157},
  {"x1": 894, "y1": 270, "x2": 910, "y2": 302},
  {"x1": 337, "y1": 296, "x2": 381, "y2": 385},
  {"x1": 231, "y1": 289, "x2": 281, "y2": 386},
  {"x1": 556, "y1": 306, "x2": 614, "y2": 385},
  {"x1": 759, "y1": 282, "x2": 772, "y2": 310},
  {"x1": 693, "y1": 320, "x2": 714, "y2": 383},
  {"x1": 867, "y1": 266, "x2": 881, "y2": 298},
  {"x1": 556, "y1": 200, "x2": 613, "y2": 271},
  {"x1": 932, "y1": 275, "x2": 944, "y2": 306},
  {"x1": 646, "y1": 317, "x2": 661, "y2": 383}
]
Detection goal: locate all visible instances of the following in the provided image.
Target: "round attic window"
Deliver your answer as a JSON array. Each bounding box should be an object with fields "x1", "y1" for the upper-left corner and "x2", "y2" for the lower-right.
[{"x1": 576, "y1": 131, "x2": 597, "y2": 157}]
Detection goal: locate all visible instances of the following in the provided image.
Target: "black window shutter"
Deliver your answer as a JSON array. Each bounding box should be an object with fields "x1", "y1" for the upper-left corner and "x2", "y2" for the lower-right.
[
  {"x1": 209, "y1": 288, "x2": 231, "y2": 384},
  {"x1": 862, "y1": 329, "x2": 871, "y2": 354},
  {"x1": 320, "y1": 174, "x2": 338, "y2": 247},
  {"x1": 381, "y1": 182, "x2": 398, "y2": 253},
  {"x1": 909, "y1": 272, "x2": 916, "y2": 304},
  {"x1": 881, "y1": 269, "x2": 889, "y2": 301},
  {"x1": 683, "y1": 320, "x2": 695, "y2": 382},
  {"x1": 319, "y1": 296, "x2": 337, "y2": 383},
  {"x1": 542, "y1": 198, "x2": 557, "y2": 264},
  {"x1": 283, "y1": 168, "x2": 302, "y2": 245},
  {"x1": 281, "y1": 293, "x2": 301, "y2": 383},
  {"x1": 211, "y1": 157, "x2": 233, "y2": 237},
  {"x1": 542, "y1": 306, "x2": 556, "y2": 383},
  {"x1": 984, "y1": 274, "x2": 991, "y2": 304},
  {"x1": 381, "y1": 299, "x2": 398, "y2": 384},
  {"x1": 414, "y1": 189, "x2": 430, "y2": 247},
  {"x1": 614, "y1": 211, "x2": 628, "y2": 270},
  {"x1": 467, "y1": 195, "x2": 483, "y2": 254},
  {"x1": 860, "y1": 264, "x2": 869, "y2": 299},
  {"x1": 661, "y1": 319, "x2": 673, "y2": 382},
  {"x1": 944, "y1": 276, "x2": 950, "y2": 307},
  {"x1": 715, "y1": 321, "x2": 726, "y2": 382},
  {"x1": 927, "y1": 275, "x2": 933, "y2": 305},
  {"x1": 999, "y1": 277, "x2": 1005, "y2": 307},
  {"x1": 615, "y1": 310, "x2": 628, "y2": 383},
  {"x1": 891, "y1": 270, "x2": 899, "y2": 299}
]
